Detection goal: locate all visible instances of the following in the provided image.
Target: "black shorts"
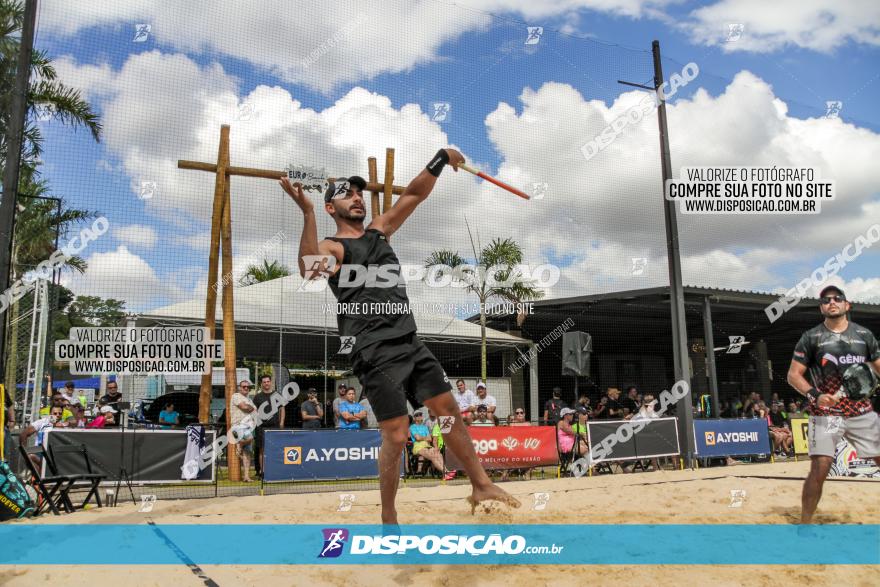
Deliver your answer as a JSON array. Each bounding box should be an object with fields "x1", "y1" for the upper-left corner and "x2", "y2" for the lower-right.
[{"x1": 351, "y1": 333, "x2": 452, "y2": 422}]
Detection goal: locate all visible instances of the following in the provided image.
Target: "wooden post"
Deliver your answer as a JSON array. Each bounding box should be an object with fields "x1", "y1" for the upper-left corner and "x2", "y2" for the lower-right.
[
  {"x1": 178, "y1": 133, "x2": 409, "y2": 479},
  {"x1": 220, "y1": 160, "x2": 241, "y2": 481},
  {"x1": 198, "y1": 125, "x2": 229, "y2": 424},
  {"x1": 367, "y1": 156, "x2": 380, "y2": 220},
  {"x1": 383, "y1": 148, "x2": 395, "y2": 213}
]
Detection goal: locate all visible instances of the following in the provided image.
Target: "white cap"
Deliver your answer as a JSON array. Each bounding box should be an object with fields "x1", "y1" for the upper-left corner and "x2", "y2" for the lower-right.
[
  {"x1": 100, "y1": 405, "x2": 117, "y2": 414},
  {"x1": 560, "y1": 408, "x2": 575, "y2": 417},
  {"x1": 476, "y1": 381, "x2": 487, "y2": 389}
]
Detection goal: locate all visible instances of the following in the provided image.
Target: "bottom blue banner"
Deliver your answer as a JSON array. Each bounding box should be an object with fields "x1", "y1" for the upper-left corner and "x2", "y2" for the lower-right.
[{"x1": 0, "y1": 524, "x2": 877, "y2": 565}]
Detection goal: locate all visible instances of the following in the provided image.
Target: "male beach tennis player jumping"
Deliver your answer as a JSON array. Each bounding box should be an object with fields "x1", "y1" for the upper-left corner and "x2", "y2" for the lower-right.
[{"x1": 280, "y1": 148, "x2": 520, "y2": 524}]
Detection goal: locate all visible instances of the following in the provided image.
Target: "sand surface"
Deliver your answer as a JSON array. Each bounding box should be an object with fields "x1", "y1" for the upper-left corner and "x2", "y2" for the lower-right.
[{"x1": 2, "y1": 460, "x2": 878, "y2": 586}]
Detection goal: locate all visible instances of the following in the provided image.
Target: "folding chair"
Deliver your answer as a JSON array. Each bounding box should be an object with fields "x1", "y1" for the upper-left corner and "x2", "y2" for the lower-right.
[
  {"x1": 18, "y1": 445, "x2": 76, "y2": 515},
  {"x1": 404, "y1": 441, "x2": 420, "y2": 478},
  {"x1": 48, "y1": 444, "x2": 105, "y2": 510},
  {"x1": 592, "y1": 460, "x2": 615, "y2": 475},
  {"x1": 557, "y1": 447, "x2": 575, "y2": 477},
  {"x1": 630, "y1": 459, "x2": 648, "y2": 472},
  {"x1": 407, "y1": 442, "x2": 439, "y2": 479}
]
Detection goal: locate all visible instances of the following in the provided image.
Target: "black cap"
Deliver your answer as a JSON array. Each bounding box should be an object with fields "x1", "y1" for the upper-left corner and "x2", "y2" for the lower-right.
[
  {"x1": 324, "y1": 175, "x2": 367, "y2": 203},
  {"x1": 65, "y1": 380, "x2": 75, "y2": 388},
  {"x1": 819, "y1": 285, "x2": 846, "y2": 300},
  {"x1": 552, "y1": 386, "x2": 562, "y2": 396}
]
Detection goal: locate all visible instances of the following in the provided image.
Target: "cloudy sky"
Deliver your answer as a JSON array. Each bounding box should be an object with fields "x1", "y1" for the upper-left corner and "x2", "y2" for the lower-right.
[{"x1": 35, "y1": 0, "x2": 880, "y2": 317}]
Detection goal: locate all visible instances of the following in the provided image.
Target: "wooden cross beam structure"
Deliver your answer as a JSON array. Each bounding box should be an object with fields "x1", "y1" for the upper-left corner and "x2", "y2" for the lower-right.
[{"x1": 177, "y1": 124, "x2": 406, "y2": 479}]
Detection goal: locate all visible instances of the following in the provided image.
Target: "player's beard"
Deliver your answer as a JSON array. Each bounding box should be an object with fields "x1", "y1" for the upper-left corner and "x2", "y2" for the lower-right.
[
  {"x1": 821, "y1": 305, "x2": 848, "y2": 319},
  {"x1": 335, "y1": 205, "x2": 365, "y2": 222}
]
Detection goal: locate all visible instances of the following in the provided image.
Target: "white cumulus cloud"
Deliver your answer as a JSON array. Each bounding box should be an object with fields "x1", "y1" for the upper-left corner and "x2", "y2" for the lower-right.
[{"x1": 113, "y1": 224, "x2": 158, "y2": 249}]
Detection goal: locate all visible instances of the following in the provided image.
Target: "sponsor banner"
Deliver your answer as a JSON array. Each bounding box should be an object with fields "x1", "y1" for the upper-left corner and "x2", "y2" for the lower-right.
[
  {"x1": 694, "y1": 419, "x2": 771, "y2": 457},
  {"x1": 45, "y1": 429, "x2": 215, "y2": 483},
  {"x1": 263, "y1": 429, "x2": 403, "y2": 482},
  {"x1": 791, "y1": 418, "x2": 809, "y2": 454},
  {"x1": 0, "y1": 524, "x2": 877, "y2": 564},
  {"x1": 445, "y1": 426, "x2": 558, "y2": 471},
  {"x1": 830, "y1": 439, "x2": 880, "y2": 478}
]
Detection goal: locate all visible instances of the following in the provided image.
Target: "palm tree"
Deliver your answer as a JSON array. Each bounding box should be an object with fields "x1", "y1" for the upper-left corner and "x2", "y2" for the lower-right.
[
  {"x1": 424, "y1": 223, "x2": 544, "y2": 381},
  {"x1": 0, "y1": 0, "x2": 102, "y2": 403},
  {"x1": 238, "y1": 259, "x2": 291, "y2": 286},
  {"x1": 4, "y1": 174, "x2": 95, "y2": 399},
  {"x1": 14, "y1": 178, "x2": 94, "y2": 277},
  {"x1": 0, "y1": 0, "x2": 102, "y2": 174}
]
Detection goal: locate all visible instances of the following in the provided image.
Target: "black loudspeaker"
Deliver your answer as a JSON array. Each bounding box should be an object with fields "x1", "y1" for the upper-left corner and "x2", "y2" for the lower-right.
[
  {"x1": 272, "y1": 363, "x2": 290, "y2": 392},
  {"x1": 561, "y1": 331, "x2": 592, "y2": 377}
]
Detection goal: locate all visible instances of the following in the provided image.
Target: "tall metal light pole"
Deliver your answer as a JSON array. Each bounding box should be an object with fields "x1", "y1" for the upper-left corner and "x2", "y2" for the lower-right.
[
  {"x1": 0, "y1": 0, "x2": 39, "y2": 381},
  {"x1": 618, "y1": 40, "x2": 695, "y2": 466}
]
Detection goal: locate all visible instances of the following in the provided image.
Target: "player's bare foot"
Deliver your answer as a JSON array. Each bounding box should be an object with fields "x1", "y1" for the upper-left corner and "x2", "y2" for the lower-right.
[{"x1": 467, "y1": 484, "x2": 521, "y2": 514}]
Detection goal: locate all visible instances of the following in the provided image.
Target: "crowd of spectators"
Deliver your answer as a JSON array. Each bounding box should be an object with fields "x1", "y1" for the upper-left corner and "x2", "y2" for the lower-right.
[
  {"x1": 18, "y1": 375, "x2": 808, "y2": 482},
  {"x1": 713, "y1": 391, "x2": 802, "y2": 457},
  {"x1": 17, "y1": 381, "x2": 127, "y2": 471},
  {"x1": 21, "y1": 380, "x2": 126, "y2": 441}
]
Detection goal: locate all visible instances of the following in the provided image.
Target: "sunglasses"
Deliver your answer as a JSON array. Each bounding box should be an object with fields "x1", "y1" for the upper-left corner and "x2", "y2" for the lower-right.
[
  {"x1": 515, "y1": 410, "x2": 524, "y2": 414},
  {"x1": 820, "y1": 295, "x2": 846, "y2": 304}
]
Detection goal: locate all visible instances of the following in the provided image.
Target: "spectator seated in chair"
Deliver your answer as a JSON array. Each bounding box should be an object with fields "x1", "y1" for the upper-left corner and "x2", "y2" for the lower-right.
[
  {"x1": 69, "y1": 404, "x2": 87, "y2": 428},
  {"x1": 571, "y1": 410, "x2": 589, "y2": 457},
  {"x1": 158, "y1": 402, "x2": 180, "y2": 429},
  {"x1": 509, "y1": 408, "x2": 530, "y2": 426},
  {"x1": 471, "y1": 382, "x2": 497, "y2": 419},
  {"x1": 19, "y1": 407, "x2": 65, "y2": 467},
  {"x1": 768, "y1": 403, "x2": 793, "y2": 457},
  {"x1": 39, "y1": 393, "x2": 73, "y2": 423},
  {"x1": 426, "y1": 408, "x2": 456, "y2": 481},
  {"x1": 470, "y1": 405, "x2": 495, "y2": 427},
  {"x1": 556, "y1": 408, "x2": 578, "y2": 472},
  {"x1": 502, "y1": 408, "x2": 533, "y2": 481},
  {"x1": 408, "y1": 411, "x2": 444, "y2": 476},
  {"x1": 86, "y1": 406, "x2": 116, "y2": 429}
]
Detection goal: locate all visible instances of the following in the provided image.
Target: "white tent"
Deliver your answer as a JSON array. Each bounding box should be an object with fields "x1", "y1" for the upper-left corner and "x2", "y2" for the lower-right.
[{"x1": 138, "y1": 275, "x2": 530, "y2": 348}]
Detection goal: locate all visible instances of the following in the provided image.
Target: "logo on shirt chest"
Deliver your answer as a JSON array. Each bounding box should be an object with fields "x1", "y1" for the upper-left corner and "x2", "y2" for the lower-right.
[{"x1": 821, "y1": 353, "x2": 866, "y2": 366}]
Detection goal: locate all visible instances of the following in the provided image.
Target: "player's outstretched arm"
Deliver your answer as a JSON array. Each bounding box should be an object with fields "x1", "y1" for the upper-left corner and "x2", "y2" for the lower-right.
[
  {"x1": 279, "y1": 177, "x2": 340, "y2": 279},
  {"x1": 370, "y1": 148, "x2": 464, "y2": 238}
]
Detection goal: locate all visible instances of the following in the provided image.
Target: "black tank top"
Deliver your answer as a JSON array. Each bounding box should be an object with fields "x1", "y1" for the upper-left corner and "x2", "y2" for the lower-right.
[{"x1": 326, "y1": 229, "x2": 417, "y2": 354}]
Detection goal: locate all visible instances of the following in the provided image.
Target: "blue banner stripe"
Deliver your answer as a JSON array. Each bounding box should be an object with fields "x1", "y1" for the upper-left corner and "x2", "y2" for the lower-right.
[
  {"x1": 263, "y1": 429, "x2": 404, "y2": 481},
  {"x1": 1, "y1": 525, "x2": 877, "y2": 565},
  {"x1": 694, "y1": 419, "x2": 772, "y2": 457}
]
